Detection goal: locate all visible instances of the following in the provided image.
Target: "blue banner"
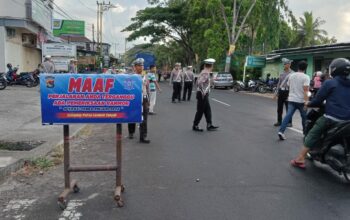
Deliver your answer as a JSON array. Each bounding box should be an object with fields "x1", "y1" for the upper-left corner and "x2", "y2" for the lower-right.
[{"x1": 40, "y1": 74, "x2": 142, "y2": 124}]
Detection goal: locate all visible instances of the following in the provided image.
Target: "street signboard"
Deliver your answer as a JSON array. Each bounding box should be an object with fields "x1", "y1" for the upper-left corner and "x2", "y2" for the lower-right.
[
  {"x1": 42, "y1": 43, "x2": 76, "y2": 57},
  {"x1": 40, "y1": 74, "x2": 142, "y2": 124},
  {"x1": 53, "y1": 19, "x2": 85, "y2": 37},
  {"x1": 246, "y1": 56, "x2": 266, "y2": 68},
  {"x1": 42, "y1": 43, "x2": 77, "y2": 71}
]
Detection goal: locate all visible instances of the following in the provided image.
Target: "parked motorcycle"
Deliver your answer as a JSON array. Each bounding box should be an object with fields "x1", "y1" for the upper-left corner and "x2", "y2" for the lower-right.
[
  {"x1": 233, "y1": 80, "x2": 257, "y2": 92},
  {"x1": 258, "y1": 82, "x2": 277, "y2": 94},
  {"x1": 305, "y1": 101, "x2": 350, "y2": 181},
  {"x1": 0, "y1": 73, "x2": 7, "y2": 90},
  {"x1": 7, "y1": 67, "x2": 34, "y2": 87}
]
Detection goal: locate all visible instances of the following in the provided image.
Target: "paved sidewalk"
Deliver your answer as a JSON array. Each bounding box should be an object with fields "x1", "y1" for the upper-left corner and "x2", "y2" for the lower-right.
[{"x1": 0, "y1": 86, "x2": 85, "y2": 182}]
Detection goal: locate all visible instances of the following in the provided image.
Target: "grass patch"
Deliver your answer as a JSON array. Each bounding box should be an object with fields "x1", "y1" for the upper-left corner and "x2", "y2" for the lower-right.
[{"x1": 31, "y1": 157, "x2": 54, "y2": 170}]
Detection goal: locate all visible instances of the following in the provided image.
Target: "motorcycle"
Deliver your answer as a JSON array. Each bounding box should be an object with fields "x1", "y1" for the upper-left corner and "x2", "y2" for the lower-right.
[
  {"x1": 0, "y1": 73, "x2": 7, "y2": 90},
  {"x1": 233, "y1": 80, "x2": 258, "y2": 92},
  {"x1": 305, "y1": 100, "x2": 350, "y2": 181},
  {"x1": 32, "y1": 69, "x2": 40, "y2": 87},
  {"x1": 7, "y1": 67, "x2": 34, "y2": 87},
  {"x1": 258, "y1": 82, "x2": 277, "y2": 94}
]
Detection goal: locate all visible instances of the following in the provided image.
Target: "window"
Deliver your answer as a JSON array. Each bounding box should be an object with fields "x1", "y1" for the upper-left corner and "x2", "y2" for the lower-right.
[{"x1": 6, "y1": 28, "x2": 16, "y2": 38}]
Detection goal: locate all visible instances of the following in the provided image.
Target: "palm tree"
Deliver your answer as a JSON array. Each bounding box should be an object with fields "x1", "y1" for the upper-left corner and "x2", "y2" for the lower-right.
[{"x1": 295, "y1": 11, "x2": 328, "y2": 47}]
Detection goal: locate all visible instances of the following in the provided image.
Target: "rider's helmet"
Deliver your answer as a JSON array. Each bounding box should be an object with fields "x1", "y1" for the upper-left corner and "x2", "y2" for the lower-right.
[
  {"x1": 329, "y1": 58, "x2": 350, "y2": 77},
  {"x1": 6, "y1": 63, "x2": 12, "y2": 69}
]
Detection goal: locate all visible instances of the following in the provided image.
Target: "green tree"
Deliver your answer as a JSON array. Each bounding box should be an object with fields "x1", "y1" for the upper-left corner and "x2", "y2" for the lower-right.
[
  {"x1": 295, "y1": 11, "x2": 328, "y2": 47},
  {"x1": 122, "y1": 0, "x2": 195, "y2": 64}
]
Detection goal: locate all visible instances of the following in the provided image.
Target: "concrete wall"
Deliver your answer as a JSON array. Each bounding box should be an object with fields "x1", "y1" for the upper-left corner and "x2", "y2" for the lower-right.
[
  {"x1": 0, "y1": 26, "x2": 5, "y2": 72},
  {"x1": 0, "y1": 0, "x2": 27, "y2": 19},
  {"x1": 5, "y1": 27, "x2": 41, "y2": 72},
  {"x1": 262, "y1": 62, "x2": 280, "y2": 79}
]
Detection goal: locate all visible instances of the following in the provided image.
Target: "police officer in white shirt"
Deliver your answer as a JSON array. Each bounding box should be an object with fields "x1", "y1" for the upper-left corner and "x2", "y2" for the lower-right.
[{"x1": 193, "y1": 58, "x2": 219, "y2": 132}]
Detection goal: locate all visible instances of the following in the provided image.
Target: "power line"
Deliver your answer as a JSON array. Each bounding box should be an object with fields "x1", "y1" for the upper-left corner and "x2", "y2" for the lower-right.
[{"x1": 77, "y1": 0, "x2": 96, "y2": 12}]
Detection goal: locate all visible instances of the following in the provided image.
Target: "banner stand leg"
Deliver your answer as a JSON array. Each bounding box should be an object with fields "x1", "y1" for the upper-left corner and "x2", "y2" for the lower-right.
[
  {"x1": 114, "y1": 123, "x2": 125, "y2": 207},
  {"x1": 57, "y1": 124, "x2": 125, "y2": 210},
  {"x1": 58, "y1": 125, "x2": 79, "y2": 210}
]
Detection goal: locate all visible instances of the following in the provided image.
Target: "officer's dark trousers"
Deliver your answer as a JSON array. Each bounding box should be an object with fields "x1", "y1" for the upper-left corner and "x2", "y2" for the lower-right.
[
  {"x1": 277, "y1": 90, "x2": 292, "y2": 124},
  {"x1": 128, "y1": 98, "x2": 149, "y2": 139},
  {"x1": 172, "y1": 82, "x2": 182, "y2": 102},
  {"x1": 183, "y1": 81, "x2": 193, "y2": 101},
  {"x1": 140, "y1": 98, "x2": 149, "y2": 139},
  {"x1": 193, "y1": 92, "x2": 212, "y2": 126}
]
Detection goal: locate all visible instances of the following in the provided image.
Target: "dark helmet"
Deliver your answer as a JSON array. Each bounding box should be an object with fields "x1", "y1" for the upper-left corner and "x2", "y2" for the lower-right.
[
  {"x1": 329, "y1": 58, "x2": 350, "y2": 77},
  {"x1": 6, "y1": 63, "x2": 12, "y2": 68}
]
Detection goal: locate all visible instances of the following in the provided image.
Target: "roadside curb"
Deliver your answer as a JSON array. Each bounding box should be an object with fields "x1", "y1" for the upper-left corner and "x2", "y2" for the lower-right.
[
  {"x1": 0, "y1": 125, "x2": 87, "y2": 182},
  {"x1": 239, "y1": 91, "x2": 274, "y2": 99}
]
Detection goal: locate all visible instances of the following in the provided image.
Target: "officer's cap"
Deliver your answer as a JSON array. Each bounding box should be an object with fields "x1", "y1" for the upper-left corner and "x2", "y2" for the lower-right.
[
  {"x1": 133, "y1": 58, "x2": 144, "y2": 66},
  {"x1": 175, "y1": 62, "x2": 181, "y2": 66},
  {"x1": 187, "y1": 66, "x2": 192, "y2": 68},
  {"x1": 282, "y1": 58, "x2": 292, "y2": 65},
  {"x1": 203, "y1": 58, "x2": 216, "y2": 65}
]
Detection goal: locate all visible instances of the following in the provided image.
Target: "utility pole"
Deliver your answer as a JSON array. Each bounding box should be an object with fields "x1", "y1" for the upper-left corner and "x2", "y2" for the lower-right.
[
  {"x1": 124, "y1": 38, "x2": 127, "y2": 67},
  {"x1": 92, "y1": 24, "x2": 95, "y2": 43},
  {"x1": 96, "y1": 1, "x2": 117, "y2": 68}
]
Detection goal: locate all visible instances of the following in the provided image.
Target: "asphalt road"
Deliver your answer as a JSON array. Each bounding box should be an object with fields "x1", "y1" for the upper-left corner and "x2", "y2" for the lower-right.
[{"x1": 1, "y1": 82, "x2": 350, "y2": 220}]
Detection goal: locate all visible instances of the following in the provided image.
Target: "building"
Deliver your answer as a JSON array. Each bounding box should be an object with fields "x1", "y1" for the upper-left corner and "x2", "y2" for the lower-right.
[
  {"x1": 59, "y1": 35, "x2": 111, "y2": 68},
  {"x1": 262, "y1": 42, "x2": 350, "y2": 79},
  {"x1": 0, "y1": 0, "x2": 54, "y2": 72}
]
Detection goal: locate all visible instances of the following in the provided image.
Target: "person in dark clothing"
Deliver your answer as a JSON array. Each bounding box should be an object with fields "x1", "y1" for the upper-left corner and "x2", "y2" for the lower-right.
[
  {"x1": 290, "y1": 58, "x2": 350, "y2": 169},
  {"x1": 274, "y1": 58, "x2": 293, "y2": 127}
]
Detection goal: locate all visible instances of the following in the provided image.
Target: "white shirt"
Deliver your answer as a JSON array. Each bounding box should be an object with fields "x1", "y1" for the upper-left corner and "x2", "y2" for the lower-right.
[{"x1": 287, "y1": 72, "x2": 310, "y2": 103}]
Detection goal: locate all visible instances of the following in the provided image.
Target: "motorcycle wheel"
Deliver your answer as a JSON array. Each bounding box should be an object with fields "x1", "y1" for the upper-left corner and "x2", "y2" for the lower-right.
[
  {"x1": 343, "y1": 172, "x2": 350, "y2": 182},
  {"x1": 32, "y1": 78, "x2": 39, "y2": 87},
  {"x1": 0, "y1": 80, "x2": 7, "y2": 90},
  {"x1": 258, "y1": 86, "x2": 267, "y2": 94},
  {"x1": 233, "y1": 85, "x2": 240, "y2": 92},
  {"x1": 25, "y1": 80, "x2": 34, "y2": 87}
]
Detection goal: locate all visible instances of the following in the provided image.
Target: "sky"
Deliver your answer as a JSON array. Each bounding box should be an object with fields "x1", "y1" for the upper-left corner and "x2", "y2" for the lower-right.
[{"x1": 54, "y1": 0, "x2": 350, "y2": 55}]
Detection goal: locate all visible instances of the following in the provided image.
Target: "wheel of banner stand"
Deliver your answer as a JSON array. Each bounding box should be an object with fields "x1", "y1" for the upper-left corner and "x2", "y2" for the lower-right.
[{"x1": 58, "y1": 200, "x2": 67, "y2": 210}]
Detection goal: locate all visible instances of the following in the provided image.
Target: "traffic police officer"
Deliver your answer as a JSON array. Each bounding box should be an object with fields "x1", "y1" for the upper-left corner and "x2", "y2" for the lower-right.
[
  {"x1": 182, "y1": 65, "x2": 194, "y2": 101},
  {"x1": 192, "y1": 58, "x2": 219, "y2": 132},
  {"x1": 170, "y1": 62, "x2": 183, "y2": 103},
  {"x1": 128, "y1": 58, "x2": 151, "y2": 143}
]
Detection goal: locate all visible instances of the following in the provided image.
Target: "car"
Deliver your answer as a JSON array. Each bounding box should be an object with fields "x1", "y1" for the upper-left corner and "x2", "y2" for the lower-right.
[{"x1": 211, "y1": 72, "x2": 234, "y2": 89}]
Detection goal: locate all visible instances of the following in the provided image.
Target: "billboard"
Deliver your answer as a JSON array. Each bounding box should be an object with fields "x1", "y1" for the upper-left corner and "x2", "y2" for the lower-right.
[
  {"x1": 42, "y1": 43, "x2": 77, "y2": 71},
  {"x1": 40, "y1": 74, "x2": 142, "y2": 124},
  {"x1": 53, "y1": 19, "x2": 85, "y2": 37}
]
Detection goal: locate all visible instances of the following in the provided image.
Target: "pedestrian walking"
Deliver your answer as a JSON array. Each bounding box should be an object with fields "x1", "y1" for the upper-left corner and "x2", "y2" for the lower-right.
[
  {"x1": 128, "y1": 58, "x2": 151, "y2": 143},
  {"x1": 157, "y1": 68, "x2": 162, "y2": 82},
  {"x1": 192, "y1": 58, "x2": 219, "y2": 132},
  {"x1": 170, "y1": 62, "x2": 183, "y2": 103},
  {"x1": 273, "y1": 58, "x2": 293, "y2": 127},
  {"x1": 41, "y1": 55, "x2": 55, "y2": 73},
  {"x1": 278, "y1": 61, "x2": 310, "y2": 140},
  {"x1": 182, "y1": 65, "x2": 194, "y2": 101},
  {"x1": 147, "y1": 64, "x2": 161, "y2": 114}
]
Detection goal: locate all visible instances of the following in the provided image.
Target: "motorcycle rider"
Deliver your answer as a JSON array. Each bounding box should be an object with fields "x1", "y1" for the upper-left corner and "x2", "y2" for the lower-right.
[
  {"x1": 6, "y1": 63, "x2": 13, "y2": 81},
  {"x1": 291, "y1": 58, "x2": 350, "y2": 169}
]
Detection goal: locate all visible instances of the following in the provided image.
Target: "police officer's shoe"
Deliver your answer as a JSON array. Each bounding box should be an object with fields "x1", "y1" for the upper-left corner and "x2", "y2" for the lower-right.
[
  {"x1": 140, "y1": 138, "x2": 151, "y2": 144},
  {"x1": 192, "y1": 125, "x2": 203, "y2": 132},
  {"x1": 207, "y1": 124, "x2": 219, "y2": 131}
]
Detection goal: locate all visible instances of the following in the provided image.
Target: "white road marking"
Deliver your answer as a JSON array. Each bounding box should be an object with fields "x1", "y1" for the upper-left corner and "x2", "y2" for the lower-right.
[
  {"x1": 59, "y1": 200, "x2": 83, "y2": 220},
  {"x1": 211, "y1": 98, "x2": 231, "y2": 107},
  {"x1": 287, "y1": 127, "x2": 303, "y2": 134},
  {"x1": 3, "y1": 199, "x2": 37, "y2": 220}
]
